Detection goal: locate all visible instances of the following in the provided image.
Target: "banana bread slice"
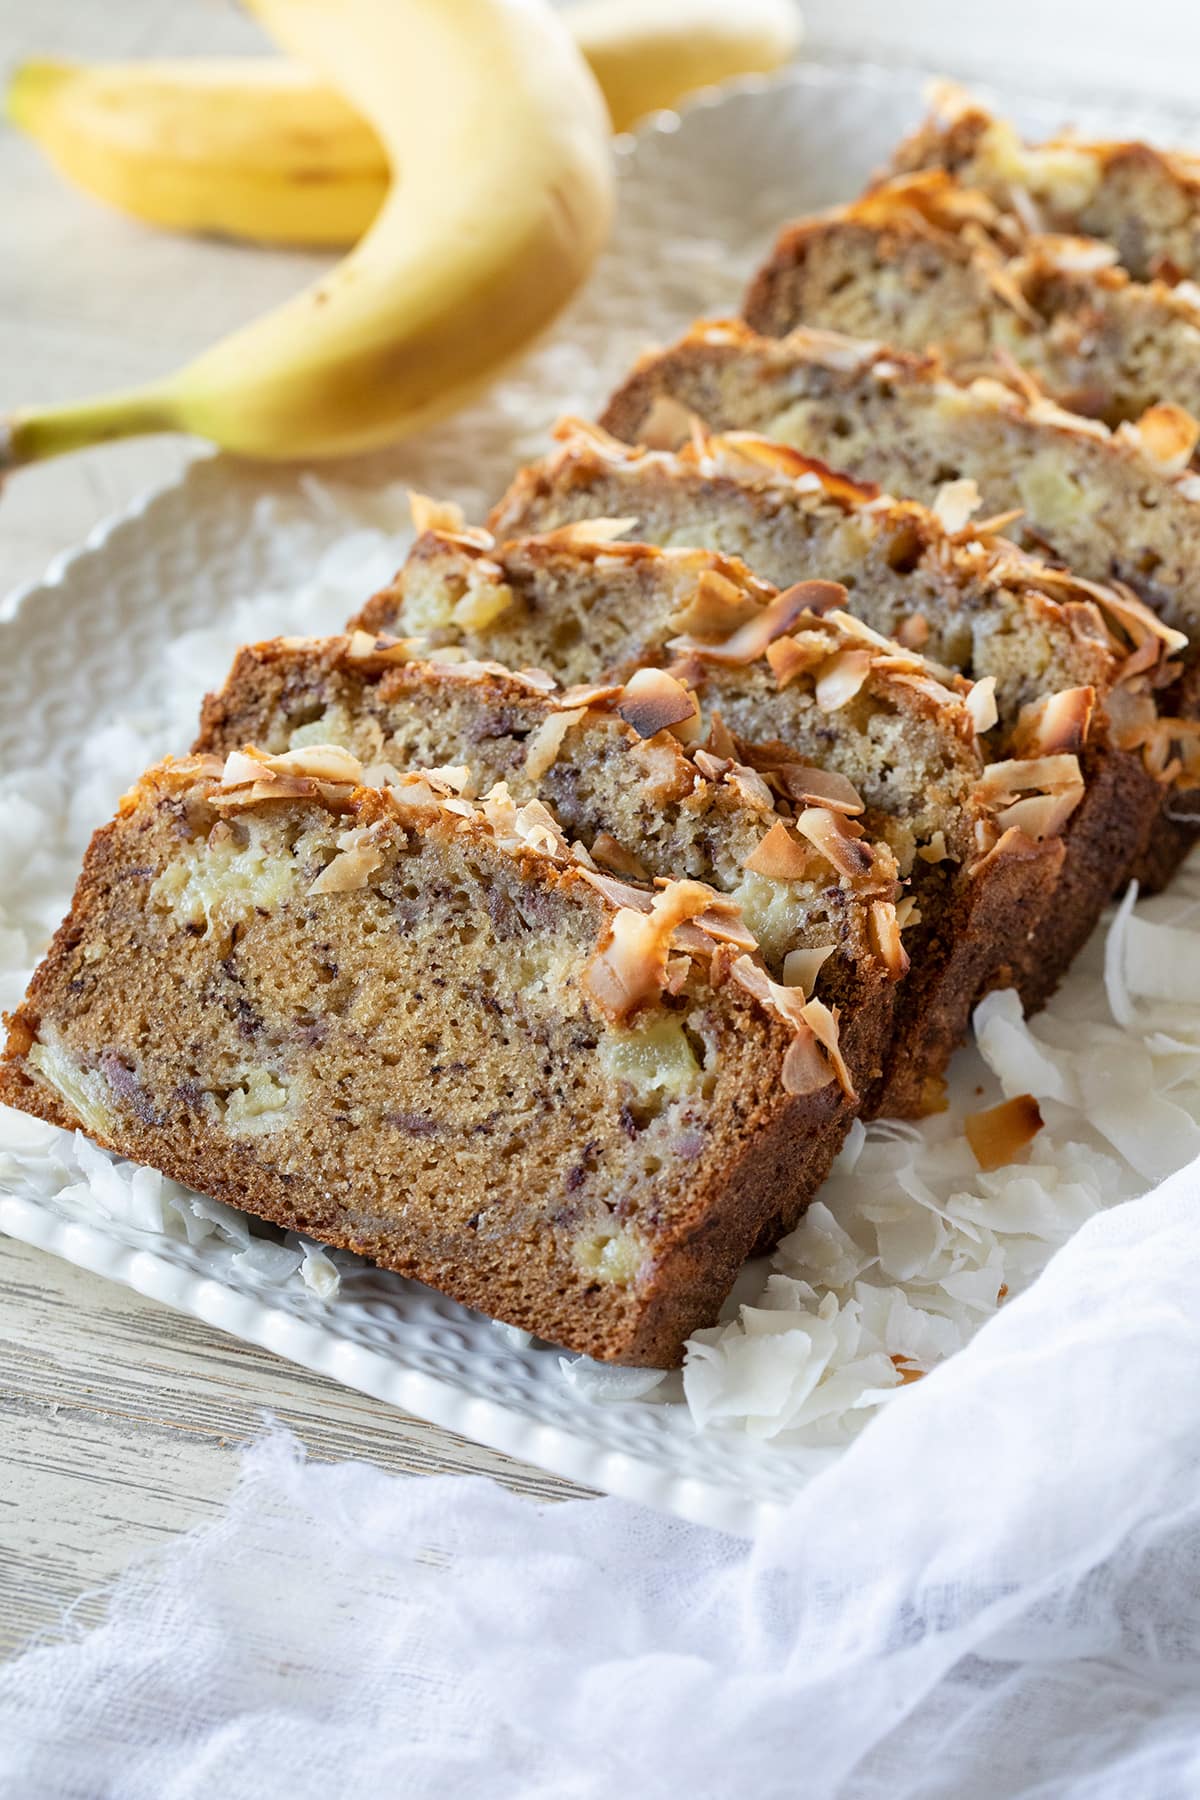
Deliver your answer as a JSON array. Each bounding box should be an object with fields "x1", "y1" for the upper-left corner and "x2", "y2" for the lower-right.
[
  {"x1": 600, "y1": 320, "x2": 1200, "y2": 636},
  {"x1": 742, "y1": 171, "x2": 1200, "y2": 426},
  {"x1": 354, "y1": 526, "x2": 1068, "y2": 1114},
  {"x1": 488, "y1": 420, "x2": 1183, "y2": 1002},
  {"x1": 886, "y1": 81, "x2": 1200, "y2": 284},
  {"x1": 0, "y1": 749, "x2": 863, "y2": 1365}
]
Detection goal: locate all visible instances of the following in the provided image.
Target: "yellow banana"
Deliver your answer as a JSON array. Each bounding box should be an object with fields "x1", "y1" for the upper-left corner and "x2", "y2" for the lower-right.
[
  {"x1": 6, "y1": 60, "x2": 386, "y2": 249},
  {"x1": 3, "y1": 0, "x2": 615, "y2": 466},
  {"x1": 6, "y1": 0, "x2": 801, "y2": 250},
  {"x1": 571, "y1": 0, "x2": 801, "y2": 134}
]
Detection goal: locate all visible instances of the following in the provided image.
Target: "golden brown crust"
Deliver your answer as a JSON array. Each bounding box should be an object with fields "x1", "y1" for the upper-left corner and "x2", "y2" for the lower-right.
[
  {"x1": 885, "y1": 83, "x2": 1200, "y2": 284},
  {"x1": 743, "y1": 171, "x2": 1200, "y2": 427},
  {"x1": 0, "y1": 759, "x2": 868, "y2": 1366}
]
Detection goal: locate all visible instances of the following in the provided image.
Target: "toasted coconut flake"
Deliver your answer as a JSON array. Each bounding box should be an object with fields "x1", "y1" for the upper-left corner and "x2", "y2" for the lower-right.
[
  {"x1": 344, "y1": 630, "x2": 421, "y2": 665},
  {"x1": 869, "y1": 900, "x2": 911, "y2": 979},
  {"x1": 970, "y1": 507, "x2": 1026, "y2": 538},
  {"x1": 386, "y1": 773, "x2": 452, "y2": 812},
  {"x1": 730, "y1": 955, "x2": 840, "y2": 1096},
  {"x1": 663, "y1": 954, "x2": 691, "y2": 996},
  {"x1": 267, "y1": 745, "x2": 366, "y2": 784},
  {"x1": 965, "y1": 676, "x2": 999, "y2": 734},
  {"x1": 583, "y1": 880, "x2": 717, "y2": 1023},
  {"x1": 932, "y1": 477, "x2": 981, "y2": 534},
  {"x1": 917, "y1": 830, "x2": 955, "y2": 864},
  {"x1": 409, "y1": 491, "x2": 468, "y2": 536},
  {"x1": 667, "y1": 569, "x2": 763, "y2": 641},
  {"x1": 1010, "y1": 686, "x2": 1096, "y2": 757},
  {"x1": 550, "y1": 414, "x2": 632, "y2": 457},
  {"x1": 774, "y1": 763, "x2": 865, "y2": 816},
  {"x1": 826, "y1": 610, "x2": 913, "y2": 655},
  {"x1": 965, "y1": 1093, "x2": 1044, "y2": 1171},
  {"x1": 308, "y1": 828, "x2": 384, "y2": 895},
  {"x1": 1020, "y1": 565, "x2": 1187, "y2": 659},
  {"x1": 1024, "y1": 391, "x2": 1111, "y2": 439},
  {"x1": 794, "y1": 807, "x2": 876, "y2": 880},
  {"x1": 669, "y1": 581, "x2": 846, "y2": 666},
  {"x1": 800, "y1": 994, "x2": 855, "y2": 1099},
  {"x1": 782, "y1": 945, "x2": 835, "y2": 995},
  {"x1": 220, "y1": 749, "x2": 272, "y2": 788},
  {"x1": 590, "y1": 832, "x2": 649, "y2": 881},
  {"x1": 983, "y1": 261, "x2": 1040, "y2": 327},
  {"x1": 1030, "y1": 233, "x2": 1118, "y2": 275},
  {"x1": 888, "y1": 671, "x2": 965, "y2": 709},
  {"x1": 723, "y1": 763, "x2": 776, "y2": 812},
  {"x1": 523, "y1": 708, "x2": 585, "y2": 782},
  {"x1": 704, "y1": 431, "x2": 883, "y2": 506},
  {"x1": 535, "y1": 516, "x2": 640, "y2": 549},
  {"x1": 1119, "y1": 403, "x2": 1200, "y2": 475},
  {"x1": 691, "y1": 749, "x2": 730, "y2": 781},
  {"x1": 429, "y1": 767, "x2": 471, "y2": 798},
  {"x1": 814, "y1": 649, "x2": 873, "y2": 713},
  {"x1": 616, "y1": 668, "x2": 699, "y2": 740},
  {"x1": 513, "y1": 798, "x2": 574, "y2": 860},
  {"x1": 743, "y1": 820, "x2": 813, "y2": 881},
  {"x1": 996, "y1": 786, "x2": 1084, "y2": 837},
  {"x1": 218, "y1": 745, "x2": 367, "y2": 802},
  {"x1": 638, "y1": 394, "x2": 699, "y2": 451},
  {"x1": 577, "y1": 868, "x2": 654, "y2": 912},
  {"x1": 783, "y1": 1028, "x2": 841, "y2": 1097},
  {"x1": 687, "y1": 907, "x2": 759, "y2": 953},
  {"x1": 558, "y1": 681, "x2": 625, "y2": 709},
  {"x1": 766, "y1": 633, "x2": 830, "y2": 689},
  {"x1": 979, "y1": 753, "x2": 1083, "y2": 798},
  {"x1": 706, "y1": 711, "x2": 739, "y2": 761},
  {"x1": 511, "y1": 667, "x2": 559, "y2": 693}
]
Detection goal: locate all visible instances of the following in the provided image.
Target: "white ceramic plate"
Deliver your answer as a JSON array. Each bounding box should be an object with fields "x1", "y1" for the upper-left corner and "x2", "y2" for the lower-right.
[{"x1": 4, "y1": 63, "x2": 1200, "y2": 1536}]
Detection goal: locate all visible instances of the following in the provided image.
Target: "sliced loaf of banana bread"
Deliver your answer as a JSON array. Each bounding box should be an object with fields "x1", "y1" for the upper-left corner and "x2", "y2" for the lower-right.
[
  {"x1": 885, "y1": 82, "x2": 1200, "y2": 283},
  {"x1": 742, "y1": 171, "x2": 1200, "y2": 426},
  {"x1": 355, "y1": 527, "x2": 1067, "y2": 1114},
  {"x1": 488, "y1": 420, "x2": 1183, "y2": 999},
  {"x1": 0, "y1": 750, "x2": 859, "y2": 1364},
  {"x1": 195, "y1": 642, "x2": 904, "y2": 1108}
]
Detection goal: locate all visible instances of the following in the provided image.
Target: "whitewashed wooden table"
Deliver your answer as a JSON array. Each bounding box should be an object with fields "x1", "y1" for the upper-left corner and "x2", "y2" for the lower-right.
[{"x1": 5, "y1": 0, "x2": 1199, "y2": 1665}]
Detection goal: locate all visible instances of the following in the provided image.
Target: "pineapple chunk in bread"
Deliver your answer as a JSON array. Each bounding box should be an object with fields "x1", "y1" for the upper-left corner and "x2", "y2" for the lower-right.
[
  {"x1": 355, "y1": 527, "x2": 1067, "y2": 1115},
  {"x1": 886, "y1": 81, "x2": 1200, "y2": 285},
  {"x1": 743, "y1": 171, "x2": 1200, "y2": 427},
  {"x1": 0, "y1": 751, "x2": 861, "y2": 1366},
  {"x1": 489, "y1": 420, "x2": 1184, "y2": 1002}
]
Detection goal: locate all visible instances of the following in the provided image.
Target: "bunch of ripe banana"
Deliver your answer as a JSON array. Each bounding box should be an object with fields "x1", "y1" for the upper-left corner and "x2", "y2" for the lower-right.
[{"x1": 4, "y1": 0, "x2": 800, "y2": 467}]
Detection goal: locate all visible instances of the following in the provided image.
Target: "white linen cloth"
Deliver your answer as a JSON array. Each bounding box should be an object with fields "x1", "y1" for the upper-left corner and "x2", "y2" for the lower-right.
[{"x1": 5, "y1": 1156, "x2": 1200, "y2": 1799}]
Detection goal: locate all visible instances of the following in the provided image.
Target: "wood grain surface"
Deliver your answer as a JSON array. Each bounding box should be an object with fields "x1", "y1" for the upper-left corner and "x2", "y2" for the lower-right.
[{"x1": 0, "y1": 1239, "x2": 590, "y2": 1659}]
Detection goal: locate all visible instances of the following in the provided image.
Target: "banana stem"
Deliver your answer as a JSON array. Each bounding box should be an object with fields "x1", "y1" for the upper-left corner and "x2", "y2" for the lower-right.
[{"x1": 3, "y1": 384, "x2": 181, "y2": 468}]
